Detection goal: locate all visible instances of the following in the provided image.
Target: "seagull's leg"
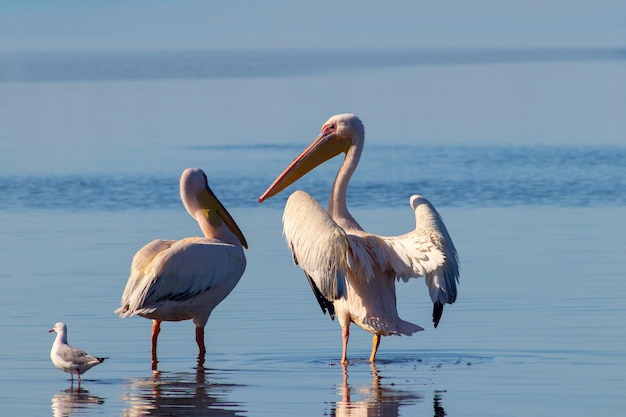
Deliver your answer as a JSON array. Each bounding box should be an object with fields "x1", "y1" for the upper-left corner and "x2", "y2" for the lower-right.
[
  {"x1": 341, "y1": 324, "x2": 350, "y2": 365},
  {"x1": 196, "y1": 326, "x2": 206, "y2": 366},
  {"x1": 77, "y1": 370, "x2": 82, "y2": 388},
  {"x1": 369, "y1": 334, "x2": 381, "y2": 363},
  {"x1": 151, "y1": 320, "x2": 161, "y2": 370}
]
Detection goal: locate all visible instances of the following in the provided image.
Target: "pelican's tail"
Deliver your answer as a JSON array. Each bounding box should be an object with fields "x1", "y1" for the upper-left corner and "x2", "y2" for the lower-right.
[
  {"x1": 396, "y1": 319, "x2": 424, "y2": 336},
  {"x1": 114, "y1": 305, "x2": 158, "y2": 318},
  {"x1": 363, "y1": 317, "x2": 424, "y2": 336},
  {"x1": 113, "y1": 306, "x2": 131, "y2": 318}
]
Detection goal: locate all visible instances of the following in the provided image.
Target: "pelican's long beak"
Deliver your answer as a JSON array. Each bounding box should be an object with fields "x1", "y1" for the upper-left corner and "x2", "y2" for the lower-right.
[
  {"x1": 198, "y1": 186, "x2": 248, "y2": 249},
  {"x1": 258, "y1": 131, "x2": 351, "y2": 202}
]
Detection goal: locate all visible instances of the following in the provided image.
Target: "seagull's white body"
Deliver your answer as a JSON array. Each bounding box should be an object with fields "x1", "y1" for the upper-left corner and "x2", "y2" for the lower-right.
[
  {"x1": 115, "y1": 168, "x2": 248, "y2": 368},
  {"x1": 49, "y1": 322, "x2": 106, "y2": 383},
  {"x1": 259, "y1": 114, "x2": 459, "y2": 363}
]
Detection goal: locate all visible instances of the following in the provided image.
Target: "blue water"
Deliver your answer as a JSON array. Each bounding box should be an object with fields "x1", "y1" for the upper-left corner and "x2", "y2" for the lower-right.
[
  {"x1": 1, "y1": 205, "x2": 624, "y2": 416},
  {"x1": 1, "y1": 144, "x2": 625, "y2": 211},
  {"x1": 1, "y1": 2, "x2": 626, "y2": 416}
]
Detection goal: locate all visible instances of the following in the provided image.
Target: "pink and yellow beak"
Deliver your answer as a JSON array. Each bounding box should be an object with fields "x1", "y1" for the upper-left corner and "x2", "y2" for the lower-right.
[
  {"x1": 198, "y1": 186, "x2": 248, "y2": 249},
  {"x1": 258, "y1": 129, "x2": 351, "y2": 202}
]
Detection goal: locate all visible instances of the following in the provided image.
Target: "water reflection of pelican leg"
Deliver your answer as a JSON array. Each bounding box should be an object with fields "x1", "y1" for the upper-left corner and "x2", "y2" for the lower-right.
[
  {"x1": 196, "y1": 364, "x2": 206, "y2": 384},
  {"x1": 123, "y1": 365, "x2": 246, "y2": 416},
  {"x1": 340, "y1": 364, "x2": 350, "y2": 403},
  {"x1": 334, "y1": 362, "x2": 423, "y2": 417},
  {"x1": 433, "y1": 390, "x2": 446, "y2": 417},
  {"x1": 370, "y1": 362, "x2": 380, "y2": 387}
]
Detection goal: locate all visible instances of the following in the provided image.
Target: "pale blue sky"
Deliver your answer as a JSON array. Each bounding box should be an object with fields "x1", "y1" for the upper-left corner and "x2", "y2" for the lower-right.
[
  {"x1": 1, "y1": 0, "x2": 625, "y2": 52},
  {"x1": 0, "y1": 0, "x2": 625, "y2": 153}
]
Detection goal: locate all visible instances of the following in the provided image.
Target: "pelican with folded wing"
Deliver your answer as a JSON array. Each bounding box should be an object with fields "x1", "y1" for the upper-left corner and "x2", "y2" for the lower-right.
[
  {"x1": 258, "y1": 114, "x2": 459, "y2": 364},
  {"x1": 115, "y1": 168, "x2": 248, "y2": 368}
]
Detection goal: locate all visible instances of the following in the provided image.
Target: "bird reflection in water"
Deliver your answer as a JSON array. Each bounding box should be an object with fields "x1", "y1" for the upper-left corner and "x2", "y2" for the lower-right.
[
  {"x1": 51, "y1": 387, "x2": 104, "y2": 417},
  {"x1": 331, "y1": 363, "x2": 447, "y2": 417},
  {"x1": 122, "y1": 365, "x2": 245, "y2": 417}
]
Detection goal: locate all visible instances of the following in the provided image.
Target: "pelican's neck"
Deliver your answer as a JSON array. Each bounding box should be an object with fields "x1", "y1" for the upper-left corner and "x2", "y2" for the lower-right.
[
  {"x1": 328, "y1": 141, "x2": 363, "y2": 231},
  {"x1": 181, "y1": 179, "x2": 242, "y2": 248},
  {"x1": 195, "y1": 210, "x2": 241, "y2": 248}
]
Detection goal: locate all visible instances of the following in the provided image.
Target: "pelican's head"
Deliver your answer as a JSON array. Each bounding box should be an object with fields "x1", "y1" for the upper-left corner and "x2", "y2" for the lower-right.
[
  {"x1": 326, "y1": 113, "x2": 364, "y2": 142},
  {"x1": 181, "y1": 168, "x2": 248, "y2": 249},
  {"x1": 258, "y1": 113, "x2": 364, "y2": 202}
]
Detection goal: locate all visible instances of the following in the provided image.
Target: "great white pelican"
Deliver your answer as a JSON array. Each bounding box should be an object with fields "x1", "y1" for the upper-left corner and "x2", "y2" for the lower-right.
[
  {"x1": 258, "y1": 114, "x2": 459, "y2": 364},
  {"x1": 115, "y1": 167, "x2": 248, "y2": 368}
]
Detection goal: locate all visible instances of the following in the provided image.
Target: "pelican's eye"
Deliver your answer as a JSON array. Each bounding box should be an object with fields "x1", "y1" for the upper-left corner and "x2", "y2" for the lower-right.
[{"x1": 322, "y1": 123, "x2": 335, "y2": 135}]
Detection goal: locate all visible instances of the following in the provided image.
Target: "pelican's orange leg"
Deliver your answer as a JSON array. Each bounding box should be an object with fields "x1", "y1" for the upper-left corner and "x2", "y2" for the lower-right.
[
  {"x1": 151, "y1": 320, "x2": 161, "y2": 370},
  {"x1": 369, "y1": 334, "x2": 381, "y2": 362},
  {"x1": 196, "y1": 326, "x2": 206, "y2": 365},
  {"x1": 341, "y1": 324, "x2": 350, "y2": 365}
]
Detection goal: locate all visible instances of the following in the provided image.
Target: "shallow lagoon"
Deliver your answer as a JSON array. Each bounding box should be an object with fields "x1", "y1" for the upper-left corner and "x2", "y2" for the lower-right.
[{"x1": 1, "y1": 205, "x2": 624, "y2": 416}]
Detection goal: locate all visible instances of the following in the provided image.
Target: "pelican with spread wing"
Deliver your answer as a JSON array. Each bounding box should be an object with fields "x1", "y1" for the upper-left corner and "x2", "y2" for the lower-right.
[
  {"x1": 115, "y1": 168, "x2": 248, "y2": 368},
  {"x1": 258, "y1": 114, "x2": 459, "y2": 364}
]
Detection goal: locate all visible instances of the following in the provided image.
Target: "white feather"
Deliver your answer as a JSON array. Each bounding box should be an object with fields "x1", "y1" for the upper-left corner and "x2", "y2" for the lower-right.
[
  {"x1": 117, "y1": 238, "x2": 245, "y2": 317},
  {"x1": 380, "y1": 195, "x2": 459, "y2": 304},
  {"x1": 49, "y1": 322, "x2": 106, "y2": 379},
  {"x1": 259, "y1": 114, "x2": 460, "y2": 363},
  {"x1": 114, "y1": 168, "x2": 247, "y2": 331},
  {"x1": 283, "y1": 190, "x2": 347, "y2": 299}
]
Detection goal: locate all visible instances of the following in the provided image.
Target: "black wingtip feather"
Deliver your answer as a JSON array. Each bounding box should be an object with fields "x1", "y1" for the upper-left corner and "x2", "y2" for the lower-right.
[
  {"x1": 305, "y1": 273, "x2": 336, "y2": 320},
  {"x1": 433, "y1": 302, "x2": 444, "y2": 328}
]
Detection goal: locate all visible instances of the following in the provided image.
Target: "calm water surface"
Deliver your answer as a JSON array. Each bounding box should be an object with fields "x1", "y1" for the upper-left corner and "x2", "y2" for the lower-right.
[
  {"x1": 1, "y1": 11, "x2": 626, "y2": 415},
  {"x1": 1, "y1": 206, "x2": 625, "y2": 416}
]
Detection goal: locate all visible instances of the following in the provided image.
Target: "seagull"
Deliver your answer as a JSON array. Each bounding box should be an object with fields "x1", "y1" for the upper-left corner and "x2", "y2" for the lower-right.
[{"x1": 49, "y1": 322, "x2": 107, "y2": 385}]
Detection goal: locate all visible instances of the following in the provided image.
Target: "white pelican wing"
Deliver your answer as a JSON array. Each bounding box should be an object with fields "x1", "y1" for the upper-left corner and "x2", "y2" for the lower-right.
[
  {"x1": 283, "y1": 190, "x2": 348, "y2": 301},
  {"x1": 379, "y1": 195, "x2": 459, "y2": 306},
  {"x1": 117, "y1": 237, "x2": 246, "y2": 316}
]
